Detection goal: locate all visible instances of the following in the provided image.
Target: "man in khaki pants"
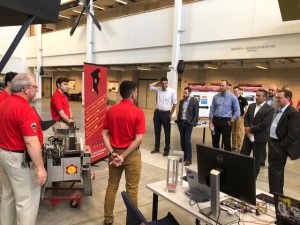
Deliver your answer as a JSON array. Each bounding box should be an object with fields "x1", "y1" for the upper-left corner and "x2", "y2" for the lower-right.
[
  {"x1": 232, "y1": 86, "x2": 248, "y2": 152},
  {"x1": 0, "y1": 74, "x2": 47, "y2": 225},
  {"x1": 102, "y1": 81, "x2": 145, "y2": 225}
]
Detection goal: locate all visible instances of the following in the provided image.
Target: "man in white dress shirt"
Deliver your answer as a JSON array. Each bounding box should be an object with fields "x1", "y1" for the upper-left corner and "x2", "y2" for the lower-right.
[{"x1": 149, "y1": 77, "x2": 177, "y2": 156}]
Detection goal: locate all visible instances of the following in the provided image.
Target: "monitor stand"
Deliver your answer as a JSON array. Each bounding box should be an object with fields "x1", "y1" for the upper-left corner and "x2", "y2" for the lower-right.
[{"x1": 201, "y1": 169, "x2": 239, "y2": 225}]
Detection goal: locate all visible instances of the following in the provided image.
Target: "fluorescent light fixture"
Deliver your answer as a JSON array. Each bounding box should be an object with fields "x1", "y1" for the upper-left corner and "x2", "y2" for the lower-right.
[
  {"x1": 44, "y1": 68, "x2": 57, "y2": 72},
  {"x1": 94, "y1": 5, "x2": 105, "y2": 10},
  {"x1": 255, "y1": 63, "x2": 269, "y2": 70},
  {"x1": 57, "y1": 68, "x2": 71, "y2": 71},
  {"x1": 204, "y1": 64, "x2": 219, "y2": 70},
  {"x1": 71, "y1": 67, "x2": 83, "y2": 71},
  {"x1": 73, "y1": 10, "x2": 86, "y2": 15},
  {"x1": 116, "y1": 0, "x2": 128, "y2": 5},
  {"x1": 137, "y1": 66, "x2": 152, "y2": 71},
  {"x1": 109, "y1": 66, "x2": 126, "y2": 71},
  {"x1": 59, "y1": 14, "x2": 71, "y2": 19}
]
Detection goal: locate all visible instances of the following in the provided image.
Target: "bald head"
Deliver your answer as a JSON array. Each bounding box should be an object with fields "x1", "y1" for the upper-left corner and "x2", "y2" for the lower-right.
[{"x1": 268, "y1": 84, "x2": 278, "y2": 98}]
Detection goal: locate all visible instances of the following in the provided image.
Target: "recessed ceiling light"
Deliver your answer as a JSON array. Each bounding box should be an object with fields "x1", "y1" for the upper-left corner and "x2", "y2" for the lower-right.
[
  {"x1": 204, "y1": 64, "x2": 219, "y2": 70},
  {"x1": 116, "y1": 0, "x2": 128, "y2": 5},
  {"x1": 94, "y1": 5, "x2": 105, "y2": 10},
  {"x1": 73, "y1": 9, "x2": 86, "y2": 15},
  {"x1": 59, "y1": 14, "x2": 71, "y2": 19},
  {"x1": 255, "y1": 63, "x2": 269, "y2": 70}
]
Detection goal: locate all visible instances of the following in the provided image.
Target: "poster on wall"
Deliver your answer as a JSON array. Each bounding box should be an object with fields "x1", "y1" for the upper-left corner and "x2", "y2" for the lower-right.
[
  {"x1": 84, "y1": 62, "x2": 108, "y2": 163},
  {"x1": 189, "y1": 85, "x2": 220, "y2": 119}
]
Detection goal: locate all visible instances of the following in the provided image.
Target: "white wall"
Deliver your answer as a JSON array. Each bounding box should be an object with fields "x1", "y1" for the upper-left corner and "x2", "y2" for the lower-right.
[{"x1": 18, "y1": 0, "x2": 300, "y2": 67}]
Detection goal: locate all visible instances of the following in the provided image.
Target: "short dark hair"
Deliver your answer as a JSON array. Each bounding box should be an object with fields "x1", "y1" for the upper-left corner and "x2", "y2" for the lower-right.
[
  {"x1": 5, "y1": 72, "x2": 17, "y2": 86},
  {"x1": 233, "y1": 86, "x2": 241, "y2": 90},
  {"x1": 56, "y1": 77, "x2": 69, "y2": 87},
  {"x1": 160, "y1": 77, "x2": 168, "y2": 82},
  {"x1": 257, "y1": 89, "x2": 268, "y2": 98},
  {"x1": 184, "y1": 87, "x2": 192, "y2": 93},
  {"x1": 221, "y1": 80, "x2": 230, "y2": 86},
  {"x1": 120, "y1": 80, "x2": 137, "y2": 99},
  {"x1": 278, "y1": 89, "x2": 292, "y2": 99}
]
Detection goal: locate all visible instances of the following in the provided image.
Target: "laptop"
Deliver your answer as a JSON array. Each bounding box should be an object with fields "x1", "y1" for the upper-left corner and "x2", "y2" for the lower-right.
[
  {"x1": 274, "y1": 192, "x2": 300, "y2": 225},
  {"x1": 185, "y1": 168, "x2": 210, "y2": 202}
]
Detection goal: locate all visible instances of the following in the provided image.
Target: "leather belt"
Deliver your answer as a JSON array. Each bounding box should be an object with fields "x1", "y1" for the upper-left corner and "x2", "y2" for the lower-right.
[
  {"x1": 2, "y1": 149, "x2": 25, "y2": 154},
  {"x1": 156, "y1": 109, "x2": 170, "y2": 113},
  {"x1": 213, "y1": 116, "x2": 231, "y2": 120}
]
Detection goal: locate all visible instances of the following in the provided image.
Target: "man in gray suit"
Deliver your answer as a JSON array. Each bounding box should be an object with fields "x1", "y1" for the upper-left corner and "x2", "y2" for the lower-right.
[
  {"x1": 176, "y1": 87, "x2": 199, "y2": 166},
  {"x1": 241, "y1": 89, "x2": 274, "y2": 178}
]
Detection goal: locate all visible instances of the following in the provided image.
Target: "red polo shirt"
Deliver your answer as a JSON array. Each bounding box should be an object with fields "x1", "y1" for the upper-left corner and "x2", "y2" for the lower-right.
[
  {"x1": 50, "y1": 89, "x2": 71, "y2": 121},
  {"x1": 0, "y1": 94, "x2": 43, "y2": 151},
  {"x1": 103, "y1": 99, "x2": 146, "y2": 148},
  {"x1": 0, "y1": 89, "x2": 9, "y2": 102}
]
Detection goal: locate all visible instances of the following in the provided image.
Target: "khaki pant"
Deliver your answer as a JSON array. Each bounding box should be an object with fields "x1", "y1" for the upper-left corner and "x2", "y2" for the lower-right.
[
  {"x1": 0, "y1": 148, "x2": 41, "y2": 225},
  {"x1": 232, "y1": 116, "x2": 245, "y2": 152},
  {"x1": 104, "y1": 149, "x2": 141, "y2": 224}
]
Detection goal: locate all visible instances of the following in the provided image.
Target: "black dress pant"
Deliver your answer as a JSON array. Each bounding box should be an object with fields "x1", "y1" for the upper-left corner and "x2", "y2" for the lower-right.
[
  {"x1": 153, "y1": 110, "x2": 171, "y2": 152},
  {"x1": 177, "y1": 120, "x2": 193, "y2": 161},
  {"x1": 268, "y1": 139, "x2": 288, "y2": 194},
  {"x1": 241, "y1": 137, "x2": 266, "y2": 179},
  {"x1": 212, "y1": 117, "x2": 232, "y2": 151}
]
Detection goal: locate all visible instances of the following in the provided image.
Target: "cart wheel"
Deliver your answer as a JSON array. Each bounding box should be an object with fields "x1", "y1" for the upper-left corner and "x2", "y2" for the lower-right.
[
  {"x1": 70, "y1": 200, "x2": 79, "y2": 208},
  {"x1": 82, "y1": 170, "x2": 92, "y2": 196}
]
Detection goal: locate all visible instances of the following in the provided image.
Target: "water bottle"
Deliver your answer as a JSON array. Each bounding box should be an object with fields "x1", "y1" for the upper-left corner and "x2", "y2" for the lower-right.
[{"x1": 211, "y1": 126, "x2": 216, "y2": 135}]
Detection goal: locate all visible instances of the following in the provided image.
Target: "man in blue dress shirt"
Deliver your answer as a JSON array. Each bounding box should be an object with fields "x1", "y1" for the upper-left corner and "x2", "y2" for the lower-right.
[{"x1": 209, "y1": 80, "x2": 241, "y2": 151}]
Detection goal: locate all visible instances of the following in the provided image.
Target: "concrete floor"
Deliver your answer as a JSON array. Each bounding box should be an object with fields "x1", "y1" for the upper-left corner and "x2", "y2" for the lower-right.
[{"x1": 2, "y1": 99, "x2": 300, "y2": 225}]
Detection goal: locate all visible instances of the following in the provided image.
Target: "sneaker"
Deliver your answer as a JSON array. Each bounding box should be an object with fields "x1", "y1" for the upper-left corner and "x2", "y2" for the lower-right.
[{"x1": 151, "y1": 149, "x2": 159, "y2": 154}]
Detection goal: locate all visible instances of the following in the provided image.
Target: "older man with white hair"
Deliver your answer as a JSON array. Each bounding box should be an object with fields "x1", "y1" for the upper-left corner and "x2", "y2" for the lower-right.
[{"x1": 0, "y1": 73, "x2": 47, "y2": 225}]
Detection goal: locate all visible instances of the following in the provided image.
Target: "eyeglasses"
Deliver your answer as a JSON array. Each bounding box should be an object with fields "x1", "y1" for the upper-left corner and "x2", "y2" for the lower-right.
[
  {"x1": 28, "y1": 84, "x2": 38, "y2": 89},
  {"x1": 268, "y1": 89, "x2": 275, "y2": 91}
]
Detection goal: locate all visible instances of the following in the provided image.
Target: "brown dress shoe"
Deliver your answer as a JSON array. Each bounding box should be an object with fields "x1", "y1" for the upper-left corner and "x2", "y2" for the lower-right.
[
  {"x1": 184, "y1": 161, "x2": 192, "y2": 166},
  {"x1": 151, "y1": 149, "x2": 159, "y2": 154},
  {"x1": 163, "y1": 151, "x2": 169, "y2": 156}
]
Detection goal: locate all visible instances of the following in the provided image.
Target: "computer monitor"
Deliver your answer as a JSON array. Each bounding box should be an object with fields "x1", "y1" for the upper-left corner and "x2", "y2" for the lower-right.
[{"x1": 197, "y1": 144, "x2": 256, "y2": 205}]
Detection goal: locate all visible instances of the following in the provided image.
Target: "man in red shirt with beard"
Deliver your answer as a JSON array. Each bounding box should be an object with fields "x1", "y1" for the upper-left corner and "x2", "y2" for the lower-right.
[{"x1": 102, "y1": 80, "x2": 145, "y2": 225}]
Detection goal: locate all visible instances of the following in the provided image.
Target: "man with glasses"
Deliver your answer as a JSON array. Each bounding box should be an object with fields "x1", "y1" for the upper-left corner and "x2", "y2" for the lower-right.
[
  {"x1": 0, "y1": 71, "x2": 17, "y2": 102},
  {"x1": 0, "y1": 73, "x2": 47, "y2": 225},
  {"x1": 209, "y1": 80, "x2": 240, "y2": 151},
  {"x1": 268, "y1": 89, "x2": 300, "y2": 194},
  {"x1": 150, "y1": 77, "x2": 177, "y2": 156},
  {"x1": 50, "y1": 77, "x2": 73, "y2": 135}
]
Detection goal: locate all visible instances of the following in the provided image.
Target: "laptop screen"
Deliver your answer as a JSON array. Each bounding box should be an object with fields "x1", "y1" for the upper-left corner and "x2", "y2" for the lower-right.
[{"x1": 274, "y1": 193, "x2": 300, "y2": 225}]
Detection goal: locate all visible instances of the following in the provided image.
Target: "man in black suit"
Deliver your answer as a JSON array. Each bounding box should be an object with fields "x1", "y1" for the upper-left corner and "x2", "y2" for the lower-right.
[
  {"x1": 268, "y1": 89, "x2": 300, "y2": 194},
  {"x1": 176, "y1": 87, "x2": 199, "y2": 166},
  {"x1": 241, "y1": 89, "x2": 274, "y2": 179}
]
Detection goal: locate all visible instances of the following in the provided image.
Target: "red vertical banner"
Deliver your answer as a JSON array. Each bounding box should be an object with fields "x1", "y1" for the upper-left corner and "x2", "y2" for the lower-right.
[{"x1": 84, "y1": 62, "x2": 108, "y2": 163}]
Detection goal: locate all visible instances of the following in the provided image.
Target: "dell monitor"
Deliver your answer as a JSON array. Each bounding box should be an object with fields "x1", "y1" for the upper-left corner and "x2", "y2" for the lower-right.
[{"x1": 197, "y1": 144, "x2": 256, "y2": 205}]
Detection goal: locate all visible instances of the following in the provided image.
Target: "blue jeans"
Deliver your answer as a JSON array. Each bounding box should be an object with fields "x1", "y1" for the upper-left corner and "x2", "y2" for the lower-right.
[{"x1": 177, "y1": 120, "x2": 193, "y2": 161}]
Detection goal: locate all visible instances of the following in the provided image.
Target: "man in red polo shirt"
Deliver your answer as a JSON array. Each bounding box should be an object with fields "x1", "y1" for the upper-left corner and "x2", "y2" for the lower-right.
[
  {"x1": 0, "y1": 71, "x2": 17, "y2": 102},
  {"x1": 0, "y1": 73, "x2": 47, "y2": 225},
  {"x1": 50, "y1": 77, "x2": 73, "y2": 135},
  {"x1": 102, "y1": 80, "x2": 145, "y2": 225}
]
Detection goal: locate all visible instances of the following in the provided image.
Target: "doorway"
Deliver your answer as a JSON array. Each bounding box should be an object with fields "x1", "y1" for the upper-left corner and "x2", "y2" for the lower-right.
[
  {"x1": 138, "y1": 79, "x2": 157, "y2": 109},
  {"x1": 42, "y1": 77, "x2": 52, "y2": 98}
]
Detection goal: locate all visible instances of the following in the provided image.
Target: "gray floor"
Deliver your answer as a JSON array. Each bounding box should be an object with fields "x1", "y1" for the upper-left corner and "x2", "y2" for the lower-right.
[{"x1": 3, "y1": 99, "x2": 300, "y2": 225}]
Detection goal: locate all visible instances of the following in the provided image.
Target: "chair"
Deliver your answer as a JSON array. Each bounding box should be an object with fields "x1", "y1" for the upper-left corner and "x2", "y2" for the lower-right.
[{"x1": 121, "y1": 191, "x2": 180, "y2": 225}]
